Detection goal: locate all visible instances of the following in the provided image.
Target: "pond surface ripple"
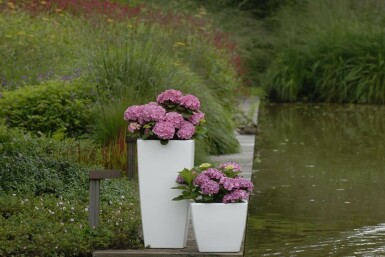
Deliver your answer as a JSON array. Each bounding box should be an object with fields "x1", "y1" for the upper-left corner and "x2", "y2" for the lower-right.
[{"x1": 246, "y1": 104, "x2": 385, "y2": 257}]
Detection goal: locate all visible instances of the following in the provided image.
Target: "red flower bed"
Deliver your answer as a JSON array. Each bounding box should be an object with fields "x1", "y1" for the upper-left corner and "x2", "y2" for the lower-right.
[{"x1": 1, "y1": 0, "x2": 142, "y2": 19}]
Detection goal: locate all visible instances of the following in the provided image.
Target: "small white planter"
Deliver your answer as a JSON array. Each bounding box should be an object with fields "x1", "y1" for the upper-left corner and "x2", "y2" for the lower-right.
[
  {"x1": 191, "y1": 201, "x2": 248, "y2": 252},
  {"x1": 137, "y1": 139, "x2": 194, "y2": 248}
]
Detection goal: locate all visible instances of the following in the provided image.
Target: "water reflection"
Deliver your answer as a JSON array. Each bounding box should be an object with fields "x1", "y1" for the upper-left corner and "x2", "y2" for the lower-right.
[{"x1": 246, "y1": 104, "x2": 385, "y2": 257}]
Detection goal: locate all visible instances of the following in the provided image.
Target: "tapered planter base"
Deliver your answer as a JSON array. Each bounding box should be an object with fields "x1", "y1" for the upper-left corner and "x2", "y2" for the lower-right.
[
  {"x1": 191, "y1": 201, "x2": 248, "y2": 252},
  {"x1": 137, "y1": 139, "x2": 194, "y2": 248}
]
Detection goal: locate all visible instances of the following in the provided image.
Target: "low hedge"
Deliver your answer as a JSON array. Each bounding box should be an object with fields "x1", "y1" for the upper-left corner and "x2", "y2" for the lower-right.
[
  {"x1": 0, "y1": 79, "x2": 97, "y2": 138},
  {"x1": 0, "y1": 180, "x2": 142, "y2": 257},
  {"x1": 0, "y1": 127, "x2": 143, "y2": 256}
]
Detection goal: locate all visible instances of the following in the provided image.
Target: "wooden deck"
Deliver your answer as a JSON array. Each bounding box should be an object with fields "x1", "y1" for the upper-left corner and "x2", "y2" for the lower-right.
[
  {"x1": 211, "y1": 133, "x2": 255, "y2": 180},
  {"x1": 93, "y1": 222, "x2": 244, "y2": 257}
]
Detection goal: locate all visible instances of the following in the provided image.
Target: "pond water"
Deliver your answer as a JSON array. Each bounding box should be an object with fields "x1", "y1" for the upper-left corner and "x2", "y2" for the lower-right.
[{"x1": 245, "y1": 104, "x2": 385, "y2": 257}]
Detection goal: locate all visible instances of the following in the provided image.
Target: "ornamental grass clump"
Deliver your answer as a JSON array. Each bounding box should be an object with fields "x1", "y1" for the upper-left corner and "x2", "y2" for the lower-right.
[
  {"x1": 173, "y1": 162, "x2": 254, "y2": 203},
  {"x1": 124, "y1": 89, "x2": 206, "y2": 144}
]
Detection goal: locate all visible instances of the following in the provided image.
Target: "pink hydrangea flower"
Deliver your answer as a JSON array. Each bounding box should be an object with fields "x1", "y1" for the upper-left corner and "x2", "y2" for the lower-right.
[
  {"x1": 174, "y1": 161, "x2": 254, "y2": 203},
  {"x1": 193, "y1": 173, "x2": 210, "y2": 187},
  {"x1": 124, "y1": 105, "x2": 143, "y2": 122},
  {"x1": 176, "y1": 175, "x2": 185, "y2": 184},
  {"x1": 179, "y1": 94, "x2": 200, "y2": 111},
  {"x1": 238, "y1": 178, "x2": 254, "y2": 192},
  {"x1": 176, "y1": 120, "x2": 195, "y2": 139},
  {"x1": 189, "y1": 111, "x2": 205, "y2": 125},
  {"x1": 219, "y1": 162, "x2": 241, "y2": 172},
  {"x1": 124, "y1": 90, "x2": 205, "y2": 141},
  {"x1": 200, "y1": 180, "x2": 220, "y2": 195},
  {"x1": 152, "y1": 121, "x2": 175, "y2": 139},
  {"x1": 156, "y1": 89, "x2": 183, "y2": 104},
  {"x1": 219, "y1": 177, "x2": 241, "y2": 191},
  {"x1": 223, "y1": 189, "x2": 249, "y2": 203},
  {"x1": 165, "y1": 112, "x2": 184, "y2": 129},
  {"x1": 202, "y1": 168, "x2": 224, "y2": 180},
  {"x1": 142, "y1": 103, "x2": 166, "y2": 122},
  {"x1": 220, "y1": 177, "x2": 252, "y2": 192},
  {"x1": 127, "y1": 122, "x2": 141, "y2": 133}
]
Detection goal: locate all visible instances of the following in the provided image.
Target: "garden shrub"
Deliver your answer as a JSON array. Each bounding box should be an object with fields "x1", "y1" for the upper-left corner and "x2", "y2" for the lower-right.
[
  {"x1": 263, "y1": 0, "x2": 385, "y2": 104},
  {"x1": 0, "y1": 127, "x2": 87, "y2": 196},
  {"x1": 0, "y1": 180, "x2": 142, "y2": 257},
  {"x1": 0, "y1": 79, "x2": 97, "y2": 138},
  {"x1": 0, "y1": 127, "x2": 142, "y2": 256},
  {"x1": 0, "y1": 154, "x2": 88, "y2": 196}
]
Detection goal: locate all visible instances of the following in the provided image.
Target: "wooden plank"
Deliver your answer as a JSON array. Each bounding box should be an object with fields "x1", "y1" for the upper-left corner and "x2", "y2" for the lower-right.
[
  {"x1": 93, "y1": 249, "x2": 243, "y2": 255},
  {"x1": 89, "y1": 170, "x2": 122, "y2": 179},
  {"x1": 93, "y1": 224, "x2": 244, "y2": 257}
]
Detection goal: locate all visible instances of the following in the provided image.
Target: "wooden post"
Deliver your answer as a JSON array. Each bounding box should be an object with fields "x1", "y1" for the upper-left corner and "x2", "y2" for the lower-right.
[
  {"x1": 89, "y1": 179, "x2": 100, "y2": 228},
  {"x1": 88, "y1": 170, "x2": 122, "y2": 228},
  {"x1": 126, "y1": 136, "x2": 137, "y2": 180}
]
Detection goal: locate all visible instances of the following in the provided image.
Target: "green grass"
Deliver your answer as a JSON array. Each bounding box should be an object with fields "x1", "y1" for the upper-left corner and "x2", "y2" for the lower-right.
[
  {"x1": 0, "y1": 11, "x2": 89, "y2": 89},
  {"x1": 263, "y1": 0, "x2": 385, "y2": 104}
]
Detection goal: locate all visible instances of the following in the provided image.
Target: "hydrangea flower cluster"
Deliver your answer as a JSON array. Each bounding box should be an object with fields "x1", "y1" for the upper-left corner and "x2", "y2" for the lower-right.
[
  {"x1": 124, "y1": 89, "x2": 206, "y2": 143},
  {"x1": 173, "y1": 162, "x2": 254, "y2": 204}
]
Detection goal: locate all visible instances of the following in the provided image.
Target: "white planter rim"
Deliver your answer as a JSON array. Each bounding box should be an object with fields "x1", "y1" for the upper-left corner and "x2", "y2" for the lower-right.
[
  {"x1": 191, "y1": 201, "x2": 248, "y2": 206},
  {"x1": 137, "y1": 139, "x2": 194, "y2": 142}
]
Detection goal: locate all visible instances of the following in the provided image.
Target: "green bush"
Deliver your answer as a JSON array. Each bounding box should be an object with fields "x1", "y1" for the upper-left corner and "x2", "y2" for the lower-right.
[
  {"x1": 0, "y1": 180, "x2": 142, "y2": 257},
  {"x1": 0, "y1": 127, "x2": 91, "y2": 195},
  {"x1": 0, "y1": 154, "x2": 88, "y2": 196},
  {"x1": 0, "y1": 79, "x2": 97, "y2": 138},
  {"x1": 263, "y1": 0, "x2": 385, "y2": 104},
  {"x1": 0, "y1": 127, "x2": 142, "y2": 256}
]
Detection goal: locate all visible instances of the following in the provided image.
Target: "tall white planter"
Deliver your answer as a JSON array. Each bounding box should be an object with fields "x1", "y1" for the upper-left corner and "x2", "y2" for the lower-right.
[
  {"x1": 137, "y1": 139, "x2": 194, "y2": 248},
  {"x1": 191, "y1": 201, "x2": 248, "y2": 252}
]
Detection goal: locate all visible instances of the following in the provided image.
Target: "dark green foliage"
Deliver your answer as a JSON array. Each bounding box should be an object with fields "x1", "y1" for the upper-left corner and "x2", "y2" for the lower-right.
[
  {"x1": 0, "y1": 127, "x2": 88, "y2": 196},
  {"x1": 0, "y1": 180, "x2": 142, "y2": 257},
  {"x1": 0, "y1": 79, "x2": 97, "y2": 138},
  {"x1": 193, "y1": 0, "x2": 304, "y2": 18},
  {"x1": 0, "y1": 154, "x2": 87, "y2": 196},
  {"x1": 0, "y1": 126, "x2": 142, "y2": 256},
  {"x1": 265, "y1": 31, "x2": 385, "y2": 103},
  {"x1": 263, "y1": 0, "x2": 385, "y2": 104}
]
